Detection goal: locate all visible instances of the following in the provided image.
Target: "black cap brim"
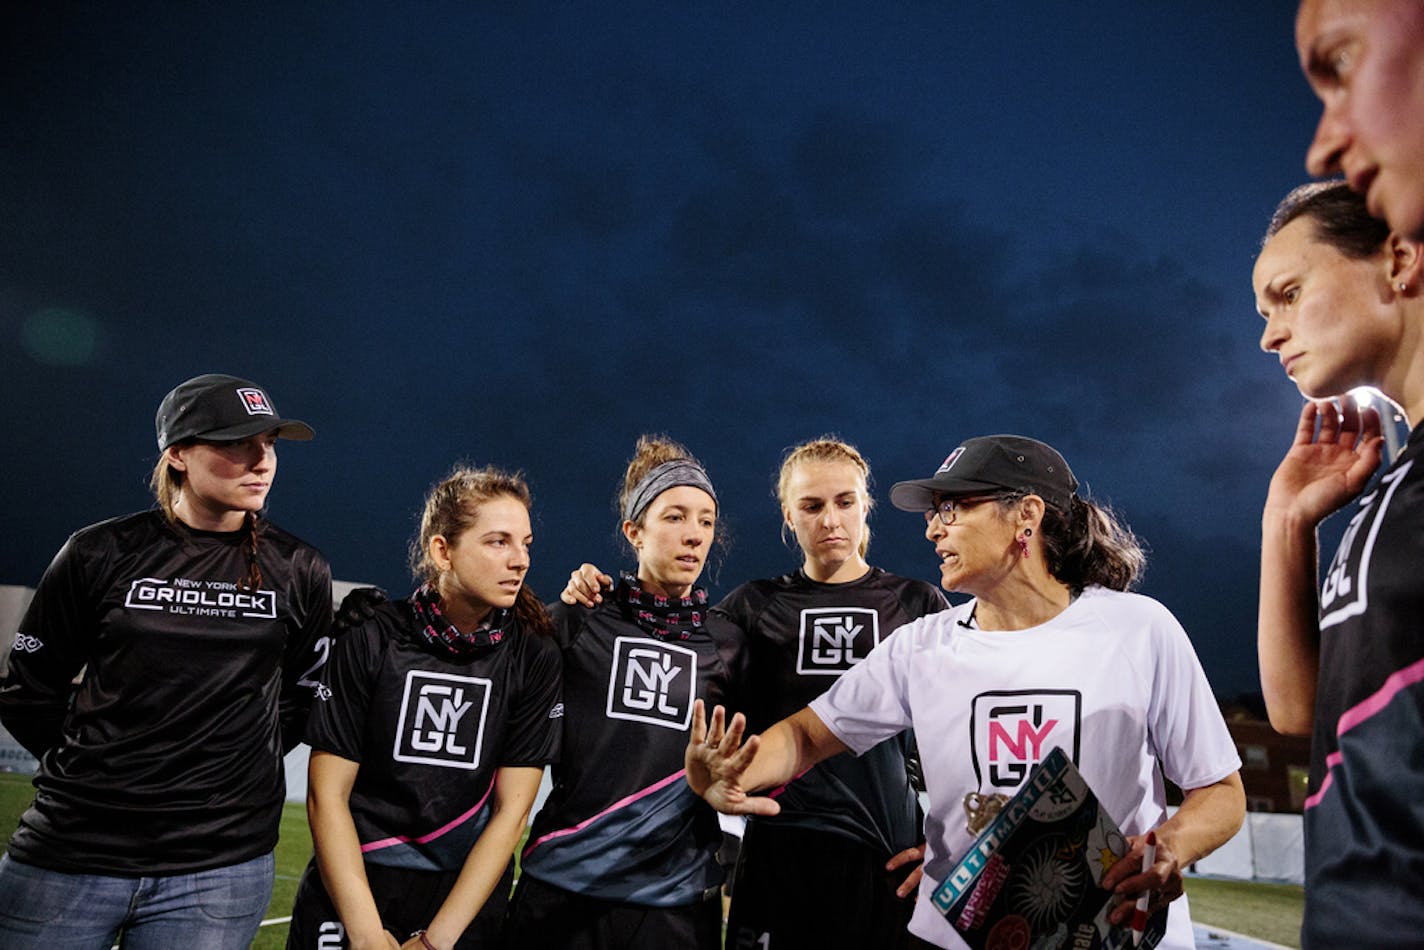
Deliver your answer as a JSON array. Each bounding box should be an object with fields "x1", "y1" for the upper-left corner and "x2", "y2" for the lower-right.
[
  {"x1": 191, "y1": 419, "x2": 315, "y2": 444},
  {"x1": 889, "y1": 476, "x2": 1007, "y2": 512}
]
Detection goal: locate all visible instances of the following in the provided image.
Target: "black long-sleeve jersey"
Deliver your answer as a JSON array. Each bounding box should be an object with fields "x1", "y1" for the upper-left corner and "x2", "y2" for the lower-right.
[
  {"x1": 0, "y1": 509, "x2": 332, "y2": 874},
  {"x1": 520, "y1": 595, "x2": 748, "y2": 907},
  {"x1": 713, "y1": 567, "x2": 947, "y2": 855}
]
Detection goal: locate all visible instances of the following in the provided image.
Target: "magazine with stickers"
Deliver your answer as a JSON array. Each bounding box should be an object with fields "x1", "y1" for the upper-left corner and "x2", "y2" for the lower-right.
[{"x1": 930, "y1": 746, "x2": 1167, "y2": 950}]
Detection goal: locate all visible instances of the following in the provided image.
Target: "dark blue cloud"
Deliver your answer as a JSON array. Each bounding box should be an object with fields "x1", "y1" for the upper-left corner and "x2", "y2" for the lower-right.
[{"x1": 2, "y1": 1, "x2": 1319, "y2": 695}]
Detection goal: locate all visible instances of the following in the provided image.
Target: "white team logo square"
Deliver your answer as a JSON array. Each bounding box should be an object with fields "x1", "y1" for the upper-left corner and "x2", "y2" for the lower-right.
[
  {"x1": 393, "y1": 670, "x2": 491, "y2": 770},
  {"x1": 796, "y1": 607, "x2": 879, "y2": 675},
  {"x1": 969, "y1": 689, "x2": 1081, "y2": 791},
  {"x1": 606, "y1": 637, "x2": 697, "y2": 730}
]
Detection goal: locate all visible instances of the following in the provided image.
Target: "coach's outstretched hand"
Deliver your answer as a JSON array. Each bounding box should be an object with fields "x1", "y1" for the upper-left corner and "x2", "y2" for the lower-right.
[{"x1": 685, "y1": 700, "x2": 780, "y2": 817}]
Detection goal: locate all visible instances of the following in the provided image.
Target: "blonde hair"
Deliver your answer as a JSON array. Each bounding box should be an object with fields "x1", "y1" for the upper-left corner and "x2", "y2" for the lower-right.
[
  {"x1": 150, "y1": 453, "x2": 183, "y2": 522},
  {"x1": 776, "y1": 436, "x2": 874, "y2": 558},
  {"x1": 410, "y1": 465, "x2": 550, "y2": 636}
]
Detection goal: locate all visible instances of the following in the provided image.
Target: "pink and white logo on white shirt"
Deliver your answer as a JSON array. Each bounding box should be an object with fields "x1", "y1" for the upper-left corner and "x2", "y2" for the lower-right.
[{"x1": 969, "y1": 689, "x2": 1081, "y2": 791}]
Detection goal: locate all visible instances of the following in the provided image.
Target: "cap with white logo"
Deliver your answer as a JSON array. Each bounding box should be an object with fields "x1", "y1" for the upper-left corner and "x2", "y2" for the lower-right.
[
  {"x1": 155, "y1": 374, "x2": 314, "y2": 450},
  {"x1": 889, "y1": 435, "x2": 1078, "y2": 513}
]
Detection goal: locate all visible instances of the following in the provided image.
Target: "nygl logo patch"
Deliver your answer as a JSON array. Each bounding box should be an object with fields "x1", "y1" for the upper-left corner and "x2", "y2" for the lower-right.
[
  {"x1": 237, "y1": 387, "x2": 274, "y2": 416},
  {"x1": 606, "y1": 637, "x2": 696, "y2": 729},
  {"x1": 393, "y1": 670, "x2": 491, "y2": 770},
  {"x1": 970, "y1": 690, "x2": 1080, "y2": 791},
  {"x1": 796, "y1": 607, "x2": 879, "y2": 675}
]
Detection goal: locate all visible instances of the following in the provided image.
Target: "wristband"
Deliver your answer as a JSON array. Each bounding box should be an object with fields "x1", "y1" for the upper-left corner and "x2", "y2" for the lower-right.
[{"x1": 411, "y1": 930, "x2": 438, "y2": 950}]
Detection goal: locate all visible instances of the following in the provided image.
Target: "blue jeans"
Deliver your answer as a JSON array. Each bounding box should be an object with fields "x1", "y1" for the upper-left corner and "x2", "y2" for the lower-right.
[{"x1": 0, "y1": 851, "x2": 274, "y2": 949}]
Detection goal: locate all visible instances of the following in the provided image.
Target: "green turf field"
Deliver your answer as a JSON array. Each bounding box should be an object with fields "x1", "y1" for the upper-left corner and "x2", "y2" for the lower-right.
[
  {"x1": 1184, "y1": 876, "x2": 1305, "y2": 948},
  {"x1": 1, "y1": 771, "x2": 1303, "y2": 948}
]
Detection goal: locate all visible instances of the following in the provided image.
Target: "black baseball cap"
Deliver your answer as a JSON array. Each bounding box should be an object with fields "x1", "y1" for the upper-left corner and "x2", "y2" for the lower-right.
[
  {"x1": 889, "y1": 435, "x2": 1078, "y2": 513},
  {"x1": 156, "y1": 374, "x2": 315, "y2": 451}
]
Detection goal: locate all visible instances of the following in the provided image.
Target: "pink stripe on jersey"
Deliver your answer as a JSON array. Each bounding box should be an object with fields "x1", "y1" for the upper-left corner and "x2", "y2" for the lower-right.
[
  {"x1": 1304, "y1": 657, "x2": 1424, "y2": 811},
  {"x1": 1336, "y1": 655, "x2": 1424, "y2": 736},
  {"x1": 523, "y1": 769, "x2": 686, "y2": 855},
  {"x1": 1303, "y1": 751, "x2": 1342, "y2": 811},
  {"x1": 360, "y1": 776, "x2": 497, "y2": 853}
]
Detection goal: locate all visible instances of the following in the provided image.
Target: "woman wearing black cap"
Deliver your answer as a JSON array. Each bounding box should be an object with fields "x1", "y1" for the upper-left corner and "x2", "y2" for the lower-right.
[
  {"x1": 685, "y1": 435, "x2": 1245, "y2": 950},
  {"x1": 0, "y1": 374, "x2": 332, "y2": 949}
]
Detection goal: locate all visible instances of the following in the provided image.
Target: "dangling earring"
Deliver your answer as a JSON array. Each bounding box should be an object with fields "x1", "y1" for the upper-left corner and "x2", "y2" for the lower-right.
[{"x1": 1017, "y1": 527, "x2": 1032, "y2": 559}]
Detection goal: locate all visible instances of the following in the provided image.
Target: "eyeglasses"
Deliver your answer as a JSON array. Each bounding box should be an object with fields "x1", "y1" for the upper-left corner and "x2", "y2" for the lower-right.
[{"x1": 925, "y1": 495, "x2": 999, "y2": 527}]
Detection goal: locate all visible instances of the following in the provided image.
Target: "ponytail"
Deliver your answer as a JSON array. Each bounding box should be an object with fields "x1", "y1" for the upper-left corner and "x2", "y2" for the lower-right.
[
  {"x1": 513, "y1": 584, "x2": 553, "y2": 638},
  {"x1": 150, "y1": 453, "x2": 183, "y2": 523},
  {"x1": 241, "y1": 512, "x2": 265, "y2": 592},
  {"x1": 1039, "y1": 496, "x2": 1146, "y2": 592}
]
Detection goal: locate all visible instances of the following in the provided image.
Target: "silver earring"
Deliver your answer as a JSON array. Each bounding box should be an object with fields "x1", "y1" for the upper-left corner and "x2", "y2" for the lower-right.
[{"x1": 1401, "y1": 282, "x2": 1409, "y2": 292}]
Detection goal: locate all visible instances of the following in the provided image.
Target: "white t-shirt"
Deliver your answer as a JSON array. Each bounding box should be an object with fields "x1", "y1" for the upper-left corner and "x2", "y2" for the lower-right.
[{"x1": 809, "y1": 585, "x2": 1241, "y2": 950}]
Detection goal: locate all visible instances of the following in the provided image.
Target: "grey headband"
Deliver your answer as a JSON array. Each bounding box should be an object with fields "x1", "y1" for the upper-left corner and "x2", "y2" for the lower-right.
[{"x1": 623, "y1": 460, "x2": 717, "y2": 523}]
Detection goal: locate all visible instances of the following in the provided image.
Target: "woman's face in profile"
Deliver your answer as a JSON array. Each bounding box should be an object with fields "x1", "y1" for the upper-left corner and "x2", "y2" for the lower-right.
[
  {"x1": 923, "y1": 494, "x2": 1016, "y2": 598},
  {"x1": 1298, "y1": 0, "x2": 1424, "y2": 239},
  {"x1": 1253, "y1": 216, "x2": 1399, "y2": 399}
]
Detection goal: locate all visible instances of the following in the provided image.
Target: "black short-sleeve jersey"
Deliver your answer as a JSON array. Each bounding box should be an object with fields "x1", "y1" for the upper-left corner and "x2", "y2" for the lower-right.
[
  {"x1": 1302, "y1": 424, "x2": 1424, "y2": 947},
  {"x1": 0, "y1": 510, "x2": 332, "y2": 874},
  {"x1": 713, "y1": 567, "x2": 947, "y2": 854},
  {"x1": 306, "y1": 597, "x2": 562, "y2": 872},
  {"x1": 519, "y1": 595, "x2": 747, "y2": 907}
]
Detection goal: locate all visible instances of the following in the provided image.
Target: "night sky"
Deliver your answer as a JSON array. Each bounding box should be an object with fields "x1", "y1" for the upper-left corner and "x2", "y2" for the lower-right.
[{"x1": 3, "y1": 2, "x2": 1339, "y2": 697}]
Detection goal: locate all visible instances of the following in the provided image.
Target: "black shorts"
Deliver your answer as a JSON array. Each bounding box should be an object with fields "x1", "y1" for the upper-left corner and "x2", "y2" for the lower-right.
[
  {"x1": 502, "y1": 873, "x2": 722, "y2": 950},
  {"x1": 725, "y1": 820, "x2": 917, "y2": 950},
  {"x1": 286, "y1": 857, "x2": 512, "y2": 949}
]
